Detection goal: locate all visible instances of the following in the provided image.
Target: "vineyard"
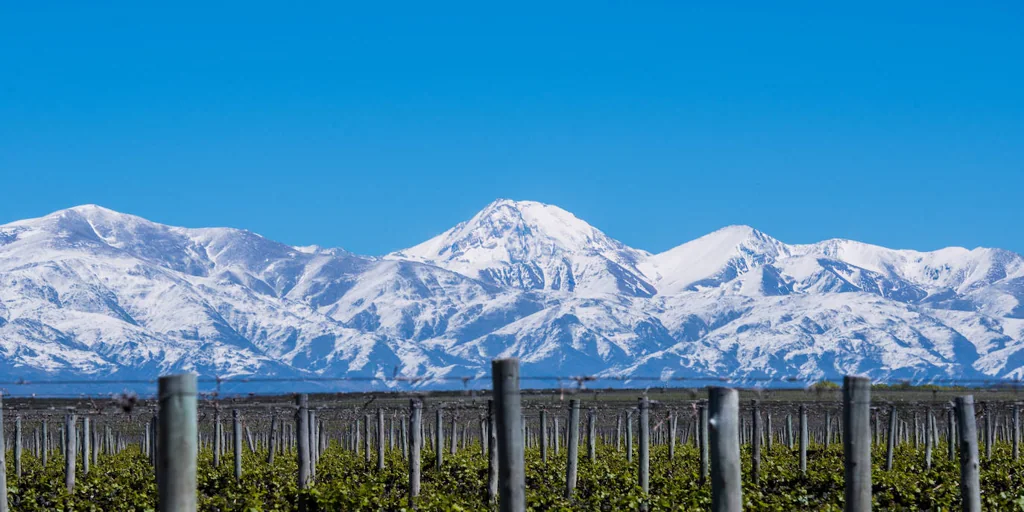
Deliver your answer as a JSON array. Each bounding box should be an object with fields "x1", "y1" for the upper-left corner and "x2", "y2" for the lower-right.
[{"x1": 0, "y1": 366, "x2": 1023, "y2": 511}]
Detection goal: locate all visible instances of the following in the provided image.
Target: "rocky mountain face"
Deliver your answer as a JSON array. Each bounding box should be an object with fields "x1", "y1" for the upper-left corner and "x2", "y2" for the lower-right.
[{"x1": 1, "y1": 200, "x2": 1022, "y2": 392}]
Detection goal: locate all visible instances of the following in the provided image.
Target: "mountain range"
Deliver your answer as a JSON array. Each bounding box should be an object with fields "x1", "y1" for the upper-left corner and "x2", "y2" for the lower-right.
[{"x1": 2, "y1": 199, "x2": 1023, "y2": 393}]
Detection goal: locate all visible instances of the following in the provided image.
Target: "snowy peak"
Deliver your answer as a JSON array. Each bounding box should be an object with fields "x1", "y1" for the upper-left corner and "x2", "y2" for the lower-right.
[
  {"x1": 800, "y1": 239, "x2": 1024, "y2": 295},
  {"x1": 3, "y1": 201, "x2": 1024, "y2": 387},
  {"x1": 640, "y1": 225, "x2": 791, "y2": 295},
  {"x1": 392, "y1": 199, "x2": 655, "y2": 296},
  {"x1": 399, "y1": 199, "x2": 633, "y2": 261}
]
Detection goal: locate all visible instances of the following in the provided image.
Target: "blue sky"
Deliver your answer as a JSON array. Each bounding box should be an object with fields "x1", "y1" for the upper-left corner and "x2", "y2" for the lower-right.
[{"x1": 1, "y1": 2, "x2": 1021, "y2": 255}]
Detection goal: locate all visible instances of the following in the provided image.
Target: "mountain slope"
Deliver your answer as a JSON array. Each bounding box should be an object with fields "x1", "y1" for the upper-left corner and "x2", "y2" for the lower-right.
[
  {"x1": 392, "y1": 199, "x2": 656, "y2": 297},
  {"x1": 1, "y1": 201, "x2": 1023, "y2": 390}
]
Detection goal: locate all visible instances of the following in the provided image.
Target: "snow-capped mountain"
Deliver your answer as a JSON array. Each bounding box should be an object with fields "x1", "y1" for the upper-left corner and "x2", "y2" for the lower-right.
[
  {"x1": 392, "y1": 199, "x2": 656, "y2": 297},
  {"x1": 1, "y1": 199, "x2": 1022, "y2": 393}
]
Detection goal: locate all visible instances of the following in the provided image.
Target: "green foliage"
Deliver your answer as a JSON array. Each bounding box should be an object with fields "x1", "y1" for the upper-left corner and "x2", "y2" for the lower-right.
[{"x1": 8, "y1": 438, "x2": 1024, "y2": 510}]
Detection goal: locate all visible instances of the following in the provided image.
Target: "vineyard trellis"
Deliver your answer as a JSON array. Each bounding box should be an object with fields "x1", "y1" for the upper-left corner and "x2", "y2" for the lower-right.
[{"x1": 0, "y1": 365, "x2": 1022, "y2": 510}]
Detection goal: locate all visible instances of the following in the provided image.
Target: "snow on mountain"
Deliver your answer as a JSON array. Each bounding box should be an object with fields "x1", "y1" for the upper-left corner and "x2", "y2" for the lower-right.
[
  {"x1": 1, "y1": 200, "x2": 1023, "y2": 391},
  {"x1": 639, "y1": 225, "x2": 791, "y2": 295},
  {"x1": 391, "y1": 199, "x2": 656, "y2": 297}
]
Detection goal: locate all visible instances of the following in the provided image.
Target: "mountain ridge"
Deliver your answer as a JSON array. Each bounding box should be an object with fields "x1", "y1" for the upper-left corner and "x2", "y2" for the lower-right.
[{"x1": 1, "y1": 199, "x2": 1022, "y2": 390}]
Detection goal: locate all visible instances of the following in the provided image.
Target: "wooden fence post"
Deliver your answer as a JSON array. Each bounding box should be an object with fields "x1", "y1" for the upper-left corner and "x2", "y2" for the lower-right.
[
  {"x1": 700, "y1": 402, "x2": 709, "y2": 484},
  {"x1": 409, "y1": 399, "x2": 423, "y2": 508},
  {"x1": 616, "y1": 413, "x2": 622, "y2": 451},
  {"x1": 565, "y1": 398, "x2": 580, "y2": 499},
  {"x1": 42, "y1": 419, "x2": 48, "y2": 468},
  {"x1": 843, "y1": 376, "x2": 871, "y2": 512},
  {"x1": 626, "y1": 410, "x2": 634, "y2": 463},
  {"x1": 639, "y1": 397, "x2": 651, "y2": 507},
  {"x1": 493, "y1": 358, "x2": 526, "y2": 512},
  {"x1": 233, "y1": 410, "x2": 242, "y2": 480},
  {"x1": 708, "y1": 388, "x2": 740, "y2": 512},
  {"x1": 364, "y1": 411, "x2": 372, "y2": 464},
  {"x1": 540, "y1": 410, "x2": 548, "y2": 463},
  {"x1": 751, "y1": 400, "x2": 761, "y2": 482},
  {"x1": 14, "y1": 415, "x2": 21, "y2": 479},
  {"x1": 213, "y1": 408, "x2": 221, "y2": 467},
  {"x1": 799, "y1": 404, "x2": 808, "y2": 475},
  {"x1": 0, "y1": 393, "x2": 7, "y2": 512},
  {"x1": 669, "y1": 412, "x2": 677, "y2": 460},
  {"x1": 825, "y1": 409, "x2": 832, "y2": 449},
  {"x1": 925, "y1": 408, "x2": 933, "y2": 470},
  {"x1": 1014, "y1": 404, "x2": 1020, "y2": 461},
  {"x1": 885, "y1": 405, "x2": 897, "y2": 471},
  {"x1": 487, "y1": 399, "x2": 498, "y2": 504},
  {"x1": 588, "y1": 408, "x2": 597, "y2": 462},
  {"x1": 268, "y1": 416, "x2": 278, "y2": 465},
  {"x1": 296, "y1": 395, "x2": 311, "y2": 494},
  {"x1": 82, "y1": 416, "x2": 90, "y2": 476},
  {"x1": 377, "y1": 408, "x2": 386, "y2": 471},
  {"x1": 435, "y1": 408, "x2": 444, "y2": 470},
  {"x1": 157, "y1": 374, "x2": 198, "y2": 512},
  {"x1": 65, "y1": 414, "x2": 77, "y2": 493},
  {"x1": 956, "y1": 396, "x2": 981, "y2": 512}
]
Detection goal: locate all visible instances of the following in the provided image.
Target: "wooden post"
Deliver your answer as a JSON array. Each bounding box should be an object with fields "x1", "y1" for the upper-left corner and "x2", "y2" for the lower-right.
[
  {"x1": 493, "y1": 358, "x2": 525, "y2": 512},
  {"x1": 354, "y1": 417, "x2": 360, "y2": 457},
  {"x1": 82, "y1": 416, "x2": 90, "y2": 475},
  {"x1": 213, "y1": 408, "x2": 221, "y2": 467},
  {"x1": 925, "y1": 409, "x2": 933, "y2": 470},
  {"x1": 825, "y1": 410, "x2": 832, "y2": 449},
  {"x1": 377, "y1": 408, "x2": 386, "y2": 471},
  {"x1": 752, "y1": 400, "x2": 761, "y2": 482},
  {"x1": 843, "y1": 376, "x2": 871, "y2": 512},
  {"x1": 402, "y1": 415, "x2": 409, "y2": 460},
  {"x1": 700, "y1": 403, "x2": 709, "y2": 484},
  {"x1": 638, "y1": 397, "x2": 651, "y2": 503},
  {"x1": 1014, "y1": 404, "x2": 1020, "y2": 461},
  {"x1": 956, "y1": 396, "x2": 981, "y2": 512},
  {"x1": 588, "y1": 408, "x2": 597, "y2": 462},
  {"x1": 409, "y1": 399, "x2": 422, "y2": 508},
  {"x1": 787, "y1": 413, "x2": 794, "y2": 449},
  {"x1": 435, "y1": 408, "x2": 444, "y2": 470},
  {"x1": 616, "y1": 413, "x2": 622, "y2": 451},
  {"x1": 91, "y1": 419, "x2": 98, "y2": 467},
  {"x1": 245, "y1": 425, "x2": 255, "y2": 454},
  {"x1": 885, "y1": 405, "x2": 897, "y2": 471},
  {"x1": 565, "y1": 399, "x2": 580, "y2": 499},
  {"x1": 268, "y1": 416, "x2": 278, "y2": 465},
  {"x1": 365, "y1": 414, "x2": 372, "y2": 464},
  {"x1": 157, "y1": 374, "x2": 198, "y2": 512},
  {"x1": 708, "y1": 388, "x2": 740, "y2": 512},
  {"x1": 0, "y1": 393, "x2": 7, "y2": 512},
  {"x1": 766, "y1": 412, "x2": 773, "y2": 450},
  {"x1": 799, "y1": 404, "x2": 808, "y2": 475},
  {"x1": 487, "y1": 399, "x2": 498, "y2": 504},
  {"x1": 65, "y1": 414, "x2": 77, "y2": 493},
  {"x1": 626, "y1": 410, "x2": 634, "y2": 463},
  {"x1": 309, "y1": 410, "x2": 317, "y2": 479},
  {"x1": 669, "y1": 412, "x2": 677, "y2": 460},
  {"x1": 554, "y1": 417, "x2": 560, "y2": 455},
  {"x1": 151, "y1": 415, "x2": 159, "y2": 468},
  {"x1": 540, "y1": 411, "x2": 548, "y2": 464},
  {"x1": 42, "y1": 419, "x2": 48, "y2": 468},
  {"x1": 984, "y1": 410, "x2": 992, "y2": 460},
  {"x1": 947, "y1": 407, "x2": 956, "y2": 461},
  {"x1": 450, "y1": 414, "x2": 458, "y2": 455},
  {"x1": 14, "y1": 415, "x2": 21, "y2": 479},
  {"x1": 296, "y1": 395, "x2": 311, "y2": 493},
  {"x1": 232, "y1": 410, "x2": 242, "y2": 480}
]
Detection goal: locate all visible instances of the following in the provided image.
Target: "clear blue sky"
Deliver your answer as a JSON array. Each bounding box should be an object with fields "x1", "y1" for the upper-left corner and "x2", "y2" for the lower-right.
[{"x1": 2, "y1": 2, "x2": 1021, "y2": 255}]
